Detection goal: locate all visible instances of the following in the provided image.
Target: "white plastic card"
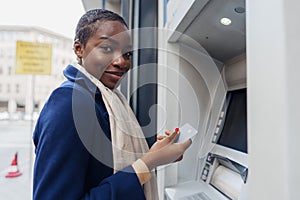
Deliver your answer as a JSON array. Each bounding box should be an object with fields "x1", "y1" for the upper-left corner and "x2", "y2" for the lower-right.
[{"x1": 175, "y1": 123, "x2": 198, "y2": 143}]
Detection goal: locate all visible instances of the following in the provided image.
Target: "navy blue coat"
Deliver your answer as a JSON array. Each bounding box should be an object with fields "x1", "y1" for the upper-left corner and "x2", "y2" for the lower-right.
[{"x1": 33, "y1": 65, "x2": 146, "y2": 200}]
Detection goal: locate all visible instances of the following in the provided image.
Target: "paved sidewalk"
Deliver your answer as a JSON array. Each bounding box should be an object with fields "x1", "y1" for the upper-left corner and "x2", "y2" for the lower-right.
[{"x1": 0, "y1": 120, "x2": 33, "y2": 200}]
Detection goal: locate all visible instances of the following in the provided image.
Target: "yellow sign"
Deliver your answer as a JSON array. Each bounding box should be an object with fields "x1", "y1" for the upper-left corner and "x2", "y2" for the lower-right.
[{"x1": 15, "y1": 41, "x2": 52, "y2": 75}]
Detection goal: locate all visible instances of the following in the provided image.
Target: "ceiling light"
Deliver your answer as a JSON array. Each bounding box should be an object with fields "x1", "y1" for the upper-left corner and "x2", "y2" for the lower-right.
[{"x1": 220, "y1": 18, "x2": 232, "y2": 26}]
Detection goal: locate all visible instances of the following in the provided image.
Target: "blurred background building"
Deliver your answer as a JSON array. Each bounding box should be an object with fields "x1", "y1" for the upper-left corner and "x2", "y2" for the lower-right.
[{"x1": 0, "y1": 26, "x2": 75, "y2": 120}]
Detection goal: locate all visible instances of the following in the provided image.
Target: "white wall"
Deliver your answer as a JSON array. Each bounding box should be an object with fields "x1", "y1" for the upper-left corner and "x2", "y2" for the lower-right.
[{"x1": 247, "y1": 0, "x2": 300, "y2": 199}]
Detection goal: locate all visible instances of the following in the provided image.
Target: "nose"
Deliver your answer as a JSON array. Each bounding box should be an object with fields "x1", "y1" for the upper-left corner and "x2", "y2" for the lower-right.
[{"x1": 112, "y1": 54, "x2": 130, "y2": 70}]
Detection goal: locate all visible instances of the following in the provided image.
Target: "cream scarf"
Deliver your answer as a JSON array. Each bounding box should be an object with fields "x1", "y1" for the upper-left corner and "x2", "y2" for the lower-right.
[{"x1": 75, "y1": 64, "x2": 158, "y2": 200}]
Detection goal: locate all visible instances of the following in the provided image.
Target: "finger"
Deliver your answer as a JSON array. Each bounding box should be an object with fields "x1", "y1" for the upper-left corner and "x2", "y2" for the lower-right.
[
  {"x1": 180, "y1": 138, "x2": 192, "y2": 149},
  {"x1": 159, "y1": 129, "x2": 181, "y2": 145},
  {"x1": 174, "y1": 155, "x2": 183, "y2": 162},
  {"x1": 157, "y1": 135, "x2": 165, "y2": 140},
  {"x1": 172, "y1": 131, "x2": 180, "y2": 142},
  {"x1": 168, "y1": 131, "x2": 180, "y2": 143},
  {"x1": 164, "y1": 130, "x2": 171, "y2": 136},
  {"x1": 159, "y1": 131, "x2": 178, "y2": 145}
]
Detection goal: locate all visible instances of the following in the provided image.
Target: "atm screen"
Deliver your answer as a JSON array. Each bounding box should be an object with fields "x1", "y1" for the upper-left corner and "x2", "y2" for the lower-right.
[{"x1": 217, "y1": 88, "x2": 247, "y2": 153}]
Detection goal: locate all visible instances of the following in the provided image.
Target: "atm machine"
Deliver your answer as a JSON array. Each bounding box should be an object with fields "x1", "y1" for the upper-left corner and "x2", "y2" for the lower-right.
[
  {"x1": 156, "y1": 0, "x2": 247, "y2": 199},
  {"x1": 158, "y1": 53, "x2": 248, "y2": 200},
  {"x1": 163, "y1": 82, "x2": 248, "y2": 200}
]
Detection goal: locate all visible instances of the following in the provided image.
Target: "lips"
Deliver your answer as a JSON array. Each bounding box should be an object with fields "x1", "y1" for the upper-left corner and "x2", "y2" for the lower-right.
[{"x1": 104, "y1": 71, "x2": 124, "y2": 78}]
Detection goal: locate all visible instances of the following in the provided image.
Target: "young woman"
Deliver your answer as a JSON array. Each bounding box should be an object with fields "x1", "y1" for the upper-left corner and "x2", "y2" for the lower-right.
[{"x1": 33, "y1": 9, "x2": 191, "y2": 200}]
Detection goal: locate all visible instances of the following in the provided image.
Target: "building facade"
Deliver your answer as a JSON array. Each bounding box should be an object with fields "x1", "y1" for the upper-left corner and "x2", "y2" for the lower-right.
[{"x1": 0, "y1": 26, "x2": 76, "y2": 119}]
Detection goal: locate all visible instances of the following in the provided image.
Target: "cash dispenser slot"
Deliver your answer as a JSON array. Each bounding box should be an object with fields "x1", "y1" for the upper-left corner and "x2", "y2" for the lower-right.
[{"x1": 201, "y1": 153, "x2": 248, "y2": 200}]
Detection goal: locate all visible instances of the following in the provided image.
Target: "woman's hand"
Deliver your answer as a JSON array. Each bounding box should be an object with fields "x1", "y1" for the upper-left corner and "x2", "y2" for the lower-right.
[{"x1": 141, "y1": 130, "x2": 192, "y2": 170}]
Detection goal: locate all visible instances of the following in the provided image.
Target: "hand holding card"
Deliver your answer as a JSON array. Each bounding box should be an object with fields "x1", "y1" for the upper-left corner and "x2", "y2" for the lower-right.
[{"x1": 175, "y1": 123, "x2": 198, "y2": 143}]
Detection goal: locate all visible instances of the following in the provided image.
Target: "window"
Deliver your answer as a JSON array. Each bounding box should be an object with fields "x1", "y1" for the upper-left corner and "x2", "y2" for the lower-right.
[
  {"x1": 16, "y1": 84, "x2": 20, "y2": 93},
  {"x1": 8, "y1": 66, "x2": 12, "y2": 75}
]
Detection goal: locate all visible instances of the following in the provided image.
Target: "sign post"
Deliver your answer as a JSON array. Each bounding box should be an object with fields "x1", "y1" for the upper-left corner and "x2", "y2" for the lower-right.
[{"x1": 15, "y1": 41, "x2": 52, "y2": 197}]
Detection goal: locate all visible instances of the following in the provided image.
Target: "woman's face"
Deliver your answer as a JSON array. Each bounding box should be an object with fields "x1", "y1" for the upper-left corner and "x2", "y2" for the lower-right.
[{"x1": 74, "y1": 20, "x2": 132, "y2": 89}]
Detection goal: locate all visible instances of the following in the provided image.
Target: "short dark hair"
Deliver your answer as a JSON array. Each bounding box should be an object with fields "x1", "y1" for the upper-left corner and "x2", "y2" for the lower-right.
[{"x1": 74, "y1": 9, "x2": 128, "y2": 47}]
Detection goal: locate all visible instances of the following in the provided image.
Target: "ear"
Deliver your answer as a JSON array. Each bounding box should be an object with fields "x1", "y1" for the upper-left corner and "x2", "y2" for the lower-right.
[{"x1": 73, "y1": 41, "x2": 84, "y2": 59}]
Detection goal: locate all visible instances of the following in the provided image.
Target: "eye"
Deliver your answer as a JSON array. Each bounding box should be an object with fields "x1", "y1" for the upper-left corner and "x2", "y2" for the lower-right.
[
  {"x1": 123, "y1": 51, "x2": 133, "y2": 59},
  {"x1": 100, "y1": 45, "x2": 112, "y2": 53}
]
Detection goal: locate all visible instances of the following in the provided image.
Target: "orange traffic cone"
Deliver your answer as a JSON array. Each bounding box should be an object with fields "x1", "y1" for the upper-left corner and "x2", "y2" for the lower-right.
[{"x1": 5, "y1": 152, "x2": 22, "y2": 178}]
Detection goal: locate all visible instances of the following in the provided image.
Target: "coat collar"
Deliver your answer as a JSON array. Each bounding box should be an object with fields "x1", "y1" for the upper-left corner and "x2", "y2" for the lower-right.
[{"x1": 63, "y1": 64, "x2": 101, "y2": 96}]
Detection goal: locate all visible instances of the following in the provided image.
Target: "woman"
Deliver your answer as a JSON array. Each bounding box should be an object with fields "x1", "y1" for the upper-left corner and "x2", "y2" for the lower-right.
[{"x1": 33, "y1": 9, "x2": 191, "y2": 200}]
